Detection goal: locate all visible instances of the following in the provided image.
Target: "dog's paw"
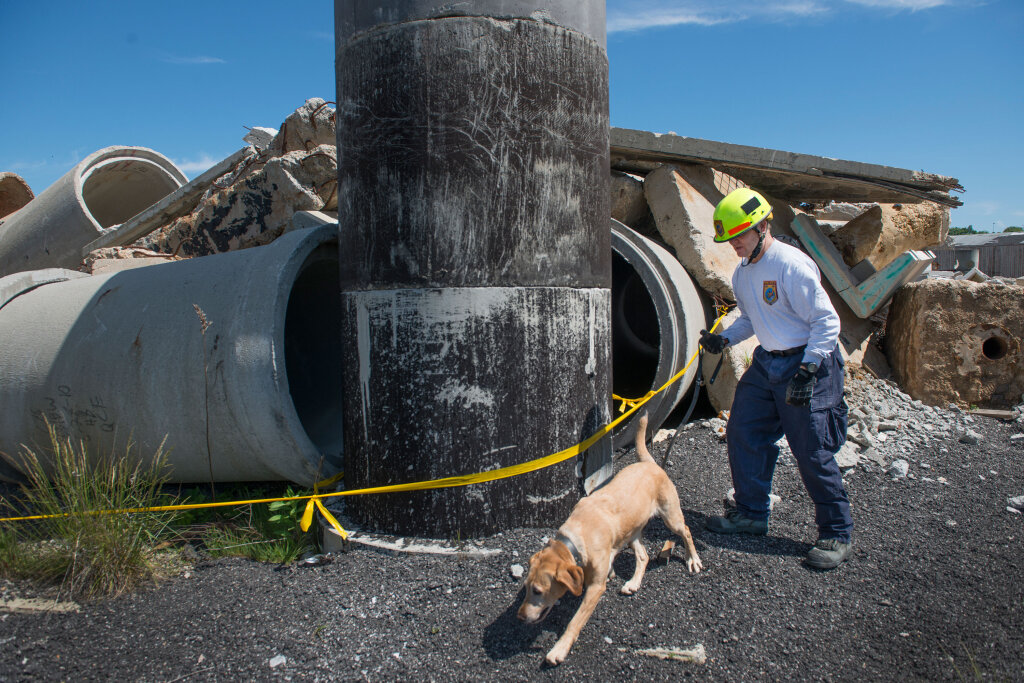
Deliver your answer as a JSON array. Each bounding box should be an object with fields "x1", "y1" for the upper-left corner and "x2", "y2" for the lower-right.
[
  {"x1": 545, "y1": 644, "x2": 569, "y2": 666},
  {"x1": 687, "y1": 556, "x2": 704, "y2": 574},
  {"x1": 620, "y1": 581, "x2": 641, "y2": 595}
]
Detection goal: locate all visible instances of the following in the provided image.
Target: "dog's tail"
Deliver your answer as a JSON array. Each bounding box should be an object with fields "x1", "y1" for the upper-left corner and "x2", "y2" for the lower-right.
[{"x1": 635, "y1": 412, "x2": 654, "y2": 463}]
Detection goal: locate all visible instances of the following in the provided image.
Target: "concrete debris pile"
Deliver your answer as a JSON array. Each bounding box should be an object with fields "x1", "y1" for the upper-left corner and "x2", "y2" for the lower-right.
[
  {"x1": 688, "y1": 372, "x2": 1023, "y2": 474},
  {"x1": 132, "y1": 98, "x2": 338, "y2": 258}
]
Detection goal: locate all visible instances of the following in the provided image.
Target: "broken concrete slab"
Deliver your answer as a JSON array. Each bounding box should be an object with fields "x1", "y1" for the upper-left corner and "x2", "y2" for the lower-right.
[
  {"x1": 270, "y1": 97, "x2": 336, "y2": 154},
  {"x1": 611, "y1": 128, "x2": 963, "y2": 207},
  {"x1": 0, "y1": 172, "x2": 33, "y2": 219},
  {"x1": 829, "y1": 203, "x2": 949, "y2": 272},
  {"x1": 136, "y1": 144, "x2": 338, "y2": 257},
  {"x1": 792, "y1": 214, "x2": 933, "y2": 318},
  {"x1": 886, "y1": 278, "x2": 1024, "y2": 408},
  {"x1": 644, "y1": 164, "x2": 738, "y2": 300},
  {"x1": 610, "y1": 170, "x2": 654, "y2": 233}
]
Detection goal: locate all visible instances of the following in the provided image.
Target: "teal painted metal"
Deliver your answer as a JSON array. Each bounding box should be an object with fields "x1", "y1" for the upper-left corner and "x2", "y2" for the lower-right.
[{"x1": 791, "y1": 214, "x2": 933, "y2": 318}]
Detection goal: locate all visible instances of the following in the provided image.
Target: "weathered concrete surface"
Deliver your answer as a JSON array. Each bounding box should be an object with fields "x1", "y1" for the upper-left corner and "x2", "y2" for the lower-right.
[
  {"x1": 610, "y1": 171, "x2": 652, "y2": 229},
  {"x1": 886, "y1": 278, "x2": 1024, "y2": 408},
  {"x1": 829, "y1": 202, "x2": 949, "y2": 271},
  {"x1": 0, "y1": 173, "x2": 33, "y2": 219},
  {"x1": 336, "y1": 4, "x2": 611, "y2": 536},
  {"x1": 702, "y1": 307, "x2": 759, "y2": 413},
  {"x1": 0, "y1": 225, "x2": 343, "y2": 485},
  {"x1": 645, "y1": 164, "x2": 738, "y2": 300},
  {"x1": 137, "y1": 144, "x2": 337, "y2": 258}
]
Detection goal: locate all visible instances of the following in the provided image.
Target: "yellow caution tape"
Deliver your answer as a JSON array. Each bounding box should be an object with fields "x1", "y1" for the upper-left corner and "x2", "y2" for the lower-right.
[{"x1": 1, "y1": 307, "x2": 731, "y2": 542}]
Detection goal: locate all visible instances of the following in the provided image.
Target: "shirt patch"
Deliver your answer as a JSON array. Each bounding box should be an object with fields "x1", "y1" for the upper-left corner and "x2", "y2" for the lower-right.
[{"x1": 763, "y1": 280, "x2": 778, "y2": 305}]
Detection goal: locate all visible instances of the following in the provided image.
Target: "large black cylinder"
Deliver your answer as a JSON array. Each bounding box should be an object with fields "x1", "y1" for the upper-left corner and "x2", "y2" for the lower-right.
[{"x1": 336, "y1": 0, "x2": 611, "y2": 536}]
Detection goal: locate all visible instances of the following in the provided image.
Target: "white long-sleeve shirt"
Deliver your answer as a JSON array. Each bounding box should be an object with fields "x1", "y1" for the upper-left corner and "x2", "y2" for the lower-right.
[{"x1": 722, "y1": 240, "x2": 840, "y2": 365}]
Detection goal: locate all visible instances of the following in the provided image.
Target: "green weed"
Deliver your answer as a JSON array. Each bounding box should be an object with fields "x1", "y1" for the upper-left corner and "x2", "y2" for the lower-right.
[
  {"x1": 0, "y1": 425, "x2": 179, "y2": 600},
  {"x1": 176, "y1": 484, "x2": 317, "y2": 564}
]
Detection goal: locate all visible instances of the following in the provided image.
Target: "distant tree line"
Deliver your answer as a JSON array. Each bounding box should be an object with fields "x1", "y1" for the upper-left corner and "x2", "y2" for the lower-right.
[{"x1": 949, "y1": 225, "x2": 1024, "y2": 235}]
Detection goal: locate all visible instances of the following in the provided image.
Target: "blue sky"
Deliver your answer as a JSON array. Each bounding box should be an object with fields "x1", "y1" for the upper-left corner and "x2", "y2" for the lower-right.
[{"x1": 1, "y1": 1, "x2": 1020, "y2": 230}]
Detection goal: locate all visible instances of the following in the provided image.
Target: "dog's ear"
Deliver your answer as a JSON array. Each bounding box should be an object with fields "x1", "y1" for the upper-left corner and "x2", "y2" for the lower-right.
[{"x1": 556, "y1": 565, "x2": 584, "y2": 596}]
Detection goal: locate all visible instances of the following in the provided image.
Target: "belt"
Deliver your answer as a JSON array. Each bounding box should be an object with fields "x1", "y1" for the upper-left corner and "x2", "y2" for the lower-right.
[{"x1": 765, "y1": 345, "x2": 805, "y2": 357}]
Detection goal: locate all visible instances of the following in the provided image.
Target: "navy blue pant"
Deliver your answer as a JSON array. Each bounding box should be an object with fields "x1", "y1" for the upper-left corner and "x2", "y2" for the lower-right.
[{"x1": 726, "y1": 346, "x2": 852, "y2": 542}]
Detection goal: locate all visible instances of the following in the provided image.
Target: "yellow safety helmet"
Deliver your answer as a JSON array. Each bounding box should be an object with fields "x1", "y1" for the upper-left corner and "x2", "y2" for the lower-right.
[{"x1": 713, "y1": 188, "x2": 772, "y2": 243}]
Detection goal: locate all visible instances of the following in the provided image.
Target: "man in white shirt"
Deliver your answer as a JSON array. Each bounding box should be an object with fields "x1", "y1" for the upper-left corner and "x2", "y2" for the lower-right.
[{"x1": 700, "y1": 188, "x2": 852, "y2": 569}]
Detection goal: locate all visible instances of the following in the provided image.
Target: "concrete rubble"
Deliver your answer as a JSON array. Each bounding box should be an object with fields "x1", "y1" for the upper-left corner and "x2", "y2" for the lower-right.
[{"x1": 132, "y1": 98, "x2": 338, "y2": 258}]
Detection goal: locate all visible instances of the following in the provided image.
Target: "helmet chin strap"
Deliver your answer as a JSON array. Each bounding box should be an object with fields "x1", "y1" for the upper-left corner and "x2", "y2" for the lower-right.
[{"x1": 740, "y1": 224, "x2": 768, "y2": 267}]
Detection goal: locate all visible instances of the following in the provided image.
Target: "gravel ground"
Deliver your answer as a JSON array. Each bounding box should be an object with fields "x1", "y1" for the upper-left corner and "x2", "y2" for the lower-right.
[{"x1": 2, "y1": 401, "x2": 1023, "y2": 681}]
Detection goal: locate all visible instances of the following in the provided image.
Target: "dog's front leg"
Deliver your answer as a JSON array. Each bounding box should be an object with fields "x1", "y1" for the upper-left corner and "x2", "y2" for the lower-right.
[
  {"x1": 545, "y1": 580, "x2": 606, "y2": 666},
  {"x1": 620, "y1": 539, "x2": 649, "y2": 594}
]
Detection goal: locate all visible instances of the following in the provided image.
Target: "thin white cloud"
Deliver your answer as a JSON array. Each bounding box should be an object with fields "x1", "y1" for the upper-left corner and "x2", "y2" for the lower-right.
[
  {"x1": 162, "y1": 55, "x2": 226, "y2": 65},
  {"x1": 843, "y1": 0, "x2": 952, "y2": 8},
  {"x1": 607, "y1": 1, "x2": 826, "y2": 33},
  {"x1": 607, "y1": 0, "x2": 950, "y2": 32},
  {"x1": 173, "y1": 154, "x2": 219, "y2": 175}
]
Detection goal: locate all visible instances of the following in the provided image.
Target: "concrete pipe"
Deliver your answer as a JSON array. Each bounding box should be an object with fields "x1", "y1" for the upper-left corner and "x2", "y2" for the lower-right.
[
  {"x1": 0, "y1": 225, "x2": 343, "y2": 486},
  {"x1": 336, "y1": 0, "x2": 611, "y2": 536},
  {"x1": 610, "y1": 219, "x2": 706, "y2": 448},
  {"x1": 0, "y1": 147, "x2": 186, "y2": 278}
]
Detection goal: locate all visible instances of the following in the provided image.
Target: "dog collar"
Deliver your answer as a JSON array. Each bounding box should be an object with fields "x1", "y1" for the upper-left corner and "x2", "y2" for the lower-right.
[{"x1": 554, "y1": 532, "x2": 583, "y2": 566}]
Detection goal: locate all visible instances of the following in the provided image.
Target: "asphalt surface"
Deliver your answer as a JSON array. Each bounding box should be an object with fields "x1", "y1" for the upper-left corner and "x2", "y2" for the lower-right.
[{"x1": 2, "y1": 414, "x2": 1022, "y2": 681}]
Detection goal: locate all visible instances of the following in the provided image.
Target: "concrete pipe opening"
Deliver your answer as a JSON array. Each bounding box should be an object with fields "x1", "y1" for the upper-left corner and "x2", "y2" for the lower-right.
[
  {"x1": 0, "y1": 224, "x2": 342, "y2": 486},
  {"x1": 0, "y1": 146, "x2": 186, "y2": 277},
  {"x1": 79, "y1": 154, "x2": 184, "y2": 229},
  {"x1": 284, "y1": 244, "x2": 344, "y2": 462},
  {"x1": 611, "y1": 219, "x2": 705, "y2": 449}
]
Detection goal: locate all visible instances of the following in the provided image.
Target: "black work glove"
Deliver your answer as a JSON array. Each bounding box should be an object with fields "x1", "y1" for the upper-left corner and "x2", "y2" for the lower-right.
[
  {"x1": 699, "y1": 329, "x2": 727, "y2": 354},
  {"x1": 785, "y1": 365, "x2": 817, "y2": 407}
]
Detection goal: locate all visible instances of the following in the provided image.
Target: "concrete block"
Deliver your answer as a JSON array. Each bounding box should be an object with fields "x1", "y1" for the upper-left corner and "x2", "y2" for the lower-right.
[
  {"x1": 828, "y1": 202, "x2": 949, "y2": 272},
  {"x1": 886, "y1": 278, "x2": 1024, "y2": 408},
  {"x1": 610, "y1": 170, "x2": 651, "y2": 229},
  {"x1": 644, "y1": 164, "x2": 738, "y2": 300}
]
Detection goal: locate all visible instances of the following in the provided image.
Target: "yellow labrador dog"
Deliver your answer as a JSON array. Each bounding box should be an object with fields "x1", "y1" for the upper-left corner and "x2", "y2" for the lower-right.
[{"x1": 517, "y1": 413, "x2": 703, "y2": 665}]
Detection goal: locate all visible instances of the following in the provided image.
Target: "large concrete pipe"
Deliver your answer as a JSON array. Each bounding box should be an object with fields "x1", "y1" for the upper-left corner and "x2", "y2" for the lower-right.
[
  {"x1": 0, "y1": 147, "x2": 186, "y2": 278},
  {"x1": 0, "y1": 225, "x2": 343, "y2": 486},
  {"x1": 336, "y1": 0, "x2": 611, "y2": 536},
  {"x1": 610, "y1": 219, "x2": 706, "y2": 448}
]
